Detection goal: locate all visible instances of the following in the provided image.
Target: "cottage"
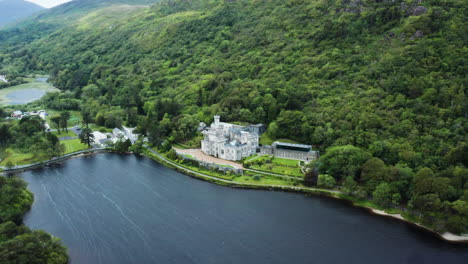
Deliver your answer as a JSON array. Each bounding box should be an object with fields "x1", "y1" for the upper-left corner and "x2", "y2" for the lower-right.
[
  {"x1": 201, "y1": 116, "x2": 259, "y2": 161},
  {"x1": 11, "y1": 111, "x2": 23, "y2": 119}
]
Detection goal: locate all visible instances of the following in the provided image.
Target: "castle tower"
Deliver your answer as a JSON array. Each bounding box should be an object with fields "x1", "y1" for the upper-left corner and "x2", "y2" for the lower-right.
[{"x1": 214, "y1": 115, "x2": 220, "y2": 125}]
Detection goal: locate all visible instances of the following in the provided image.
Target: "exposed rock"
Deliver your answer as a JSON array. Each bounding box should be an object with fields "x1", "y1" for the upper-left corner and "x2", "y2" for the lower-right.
[
  {"x1": 410, "y1": 30, "x2": 424, "y2": 40},
  {"x1": 401, "y1": 2, "x2": 408, "y2": 11},
  {"x1": 412, "y1": 6, "x2": 428, "y2": 16},
  {"x1": 384, "y1": 31, "x2": 396, "y2": 41},
  {"x1": 401, "y1": 1, "x2": 428, "y2": 16},
  {"x1": 399, "y1": 33, "x2": 406, "y2": 42},
  {"x1": 344, "y1": 0, "x2": 364, "y2": 14}
]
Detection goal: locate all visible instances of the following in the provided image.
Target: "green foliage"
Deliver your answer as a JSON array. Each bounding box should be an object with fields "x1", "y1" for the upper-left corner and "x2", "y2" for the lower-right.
[
  {"x1": 79, "y1": 128, "x2": 95, "y2": 147},
  {"x1": 317, "y1": 174, "x2": 336, "y2": 189},
  {"x1": 0, "y1": 176, "x2": 33, "y2": 223},
  {"x1": 318, "y1": 145, "x2": 371, "y2": 181},
  {"x1": 0, "y1": 176, "x2": 68, "y2": 263},
  {"x1": 0, "y1": 222, "x2": 68, "y2": 264},
  {"x1": 372, "y1": 183, "x2": 393, "y2": 207},
  {"x1": 166, "y1": 149, "x2": 177, "y2": 160},
  {"x1": 361, "y1": 157, "x2": 388, "y2": 192},
  {"x1": 0, "y1": 0, "x2": 466, "y2": 234}
]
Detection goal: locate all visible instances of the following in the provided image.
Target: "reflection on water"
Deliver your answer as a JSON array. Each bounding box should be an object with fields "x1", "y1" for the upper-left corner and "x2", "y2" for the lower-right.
[{"x1": 21, "y1": 154, "x2": 468, "y2": 264}]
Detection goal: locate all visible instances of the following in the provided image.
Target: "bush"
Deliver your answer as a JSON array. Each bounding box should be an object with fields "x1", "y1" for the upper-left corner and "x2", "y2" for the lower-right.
[
  {"x1": 166, "y1": 149, "x2": 177, "y2": 160},
  {"x1": 252, "y1": 175, "x2": 262, "y2": 181},
  {"x1": 317, "y1": 174, "x2": 336, "y2": 189}
]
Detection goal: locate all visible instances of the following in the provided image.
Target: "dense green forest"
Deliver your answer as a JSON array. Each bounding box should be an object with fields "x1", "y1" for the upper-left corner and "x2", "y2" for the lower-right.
[
  {"x1": 0, "y1": 175, "x2": 68, "y2": 263},
  {"x1": 0, "y1": 0, "x2": 467, "y2": 233}
]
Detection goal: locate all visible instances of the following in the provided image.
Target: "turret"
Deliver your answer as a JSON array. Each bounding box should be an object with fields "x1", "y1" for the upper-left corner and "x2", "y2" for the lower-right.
[{"x1": 214, "y1": 115, "x2": 220, "y2": 125}]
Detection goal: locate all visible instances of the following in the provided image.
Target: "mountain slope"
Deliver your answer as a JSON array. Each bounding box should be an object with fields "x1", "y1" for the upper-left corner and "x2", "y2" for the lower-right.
[
  {"x1": 0, "y1": 0, "x2": 467, "y2": 233},
  {"x1": 0, "y1": 0, "x2": 44, "y2": 27}
]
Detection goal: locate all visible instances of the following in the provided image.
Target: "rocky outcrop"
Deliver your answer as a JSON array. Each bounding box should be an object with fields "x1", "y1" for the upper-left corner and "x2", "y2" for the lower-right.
[{"x1": 401, "y1": 0, "x2": 428, "y2": 16}]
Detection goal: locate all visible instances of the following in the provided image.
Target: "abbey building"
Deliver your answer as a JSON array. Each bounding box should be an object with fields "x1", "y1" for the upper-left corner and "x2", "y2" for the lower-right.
[{"x1": 201, "y1": 116, "x2": 259, "y2": 161}]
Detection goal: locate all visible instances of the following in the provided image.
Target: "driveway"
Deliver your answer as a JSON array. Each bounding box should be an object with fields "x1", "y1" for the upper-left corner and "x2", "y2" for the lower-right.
[{"x1": 173, "y1": 148, "x2": 244, "y2": 169}]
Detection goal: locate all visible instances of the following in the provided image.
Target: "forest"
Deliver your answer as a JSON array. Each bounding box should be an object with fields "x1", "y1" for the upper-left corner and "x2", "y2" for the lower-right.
[
  {"x1": 0, "y1": 0, "x2": 466, "y2": 233},
  {"x1": 0, "y1": 175, "x2": 68, "y2": 263}
]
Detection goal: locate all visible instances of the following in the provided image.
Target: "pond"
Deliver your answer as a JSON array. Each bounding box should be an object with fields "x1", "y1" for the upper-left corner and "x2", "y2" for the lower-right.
[
  {"x1": 0, "y1": 78, "x2": 58, "y2": 105},
  {"x1": 21, "y1": 154, "x2": 468, "y2": 264}
]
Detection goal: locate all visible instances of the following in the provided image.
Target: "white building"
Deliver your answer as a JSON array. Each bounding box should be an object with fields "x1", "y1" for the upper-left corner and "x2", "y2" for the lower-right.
[{"x1": 201, "y1": 115, "x2": 258, "y2": 161}]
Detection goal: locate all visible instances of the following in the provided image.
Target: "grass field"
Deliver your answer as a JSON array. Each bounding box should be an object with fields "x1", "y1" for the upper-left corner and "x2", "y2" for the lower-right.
[
  {"x1": 62, "y1": 139, "x2": 89, "y2": 154},
  {"x1": 46, "y1": 110, "x2": 82, "y2": 127},
  {"x1": 0, "y1": 140, "x2": 89, "y2": 166},
  {"x1": 245, "y1": 155, "x2": 304, "y2": 177},
  {"x1": 52, "y1": 130, "x2": 77, "y2": 137},
  {"x1": 0, "y1": 148, "x2": 38, "y2": 166}
]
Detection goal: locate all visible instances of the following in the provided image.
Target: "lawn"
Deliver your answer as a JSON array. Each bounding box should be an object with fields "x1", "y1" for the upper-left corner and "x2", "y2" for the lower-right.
[
  {"x1": 52, "y1": 130, "x2": 77, "y2": 137},
  {"x1": 272, "y1": 157, "x2": 301, "y2": 166},
  {"x1": 46, "y1": 110, "x2": 82, "y2": 127},
  {"x1": 251, "y1": 163, "x2": 304, "y2": 177},
  {"x1": 0, "y1": 148, "x2": 50, "y2": 166},
  {"x1": 61, "y1": 139, "x2": 89, "y2": 154},
  {"x1": 245, "y1": 155, "x2": 304, "y2": 177},
  {"x1": 88, "y1": 124, "x2": 112, "y2": 133}
]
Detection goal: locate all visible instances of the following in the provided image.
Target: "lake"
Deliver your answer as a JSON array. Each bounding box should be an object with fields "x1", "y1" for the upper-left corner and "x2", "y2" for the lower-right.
[
  {"x1": 0, "y1": 77, "x2": 59, "y2": 105},
  {"x1": 21, "y1": 154, "x2": 468, "y2": 264}
]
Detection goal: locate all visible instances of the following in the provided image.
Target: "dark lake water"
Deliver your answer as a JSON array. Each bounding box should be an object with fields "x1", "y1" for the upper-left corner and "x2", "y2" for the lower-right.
[{"x1": 21, "y1": 154, "x2": 468, "y2": 264}]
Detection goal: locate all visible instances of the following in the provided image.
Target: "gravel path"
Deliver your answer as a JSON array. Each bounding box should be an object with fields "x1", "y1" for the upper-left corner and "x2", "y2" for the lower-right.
[{"x1": 173, "y1": 148, "x2": 244, "y2": 169}]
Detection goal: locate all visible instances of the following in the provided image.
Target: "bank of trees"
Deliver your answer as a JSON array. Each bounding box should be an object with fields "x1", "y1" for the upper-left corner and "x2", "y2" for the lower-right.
[
  {"x1": 313, "y1": 145, "x2": 468, "y2": 234},
  {"x1": 0, "y1": 176, "x2": 68, "y2": 263}
]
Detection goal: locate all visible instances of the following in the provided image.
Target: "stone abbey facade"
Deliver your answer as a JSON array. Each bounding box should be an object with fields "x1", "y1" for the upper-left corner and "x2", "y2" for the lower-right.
[
  {"x1": 260, "y1": 141, "x2": 319, "y2": 161},
  {"x1": 201, "y1": 116, "x2": 259, "y2": 161}
]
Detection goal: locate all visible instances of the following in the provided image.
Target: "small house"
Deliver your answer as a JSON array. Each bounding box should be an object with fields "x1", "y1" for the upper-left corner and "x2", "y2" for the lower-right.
[{"x1": 11, "y1": 111, "x2": 23, "y2": 119}]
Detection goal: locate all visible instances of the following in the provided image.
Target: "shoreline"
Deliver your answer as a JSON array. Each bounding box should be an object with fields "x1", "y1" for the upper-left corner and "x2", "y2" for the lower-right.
[
  {"x1": 0, "y1": 148, "x2": 108, "y2": 174},
  {"x1": 3, "y1": 149, "x2": 468, "y2": 243}
]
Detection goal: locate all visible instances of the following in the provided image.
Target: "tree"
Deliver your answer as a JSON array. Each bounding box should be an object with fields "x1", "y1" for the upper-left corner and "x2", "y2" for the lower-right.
[
  {"x1": 318, "y1": 145, "x2": 371, "y2": 181},
  {"x1": 0, "y1": 176, "x2": 33, "y2": 223},
  {"x1": 81, "y1": 110, "x2": 93, "y2": 129},
  {"x1": 360, "y1": 157, "x2": 388, "y2": 192},
  {"x1": 50, "y1": 116, "x2": 62, "y2": 133},
  {"x1": 60, "y1": 112, "x2": 70, "y2": 132},
  {"x1": 0, "y1": 124, "x2": 11, "y2": 145},
  {"x1": 317, "y1": 174, "x2": 336, "y2": 189},
  {"x1": 372, "y1": 183, "x2": 393, "y2": 207},
  {"x1": 114, "y1": 138, "x2": 131, "y2": 152},
  {"x1": 79, "y1": 128, "x2": 94, "y2": 147},
  {"x1": 412, "y1": 167, "x2": 436, "y2": 195},
  {"x1": 304, "y1": 168, "x2": 319, "y2": 187},
  {"x1": 342, "y1": 176, "x2": 358, "y2": 195}
]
